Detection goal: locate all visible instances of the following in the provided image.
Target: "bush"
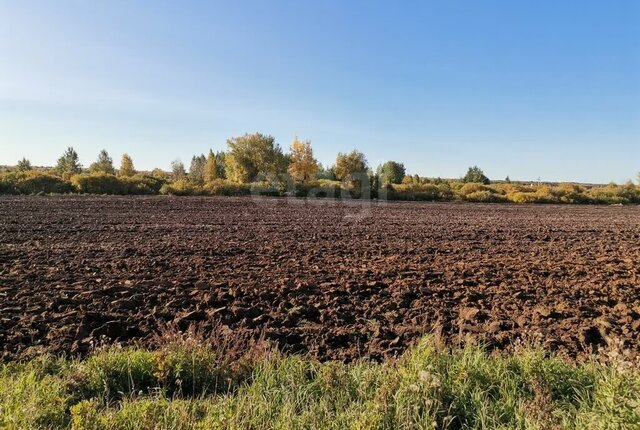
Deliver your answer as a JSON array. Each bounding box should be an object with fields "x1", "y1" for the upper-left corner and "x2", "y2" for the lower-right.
[
  {"x1": 203, "y1": 180, "x2": 252, "y2": 196},
  {"x1": 0, "y1": 173, "x2": 20, "y2": 194},
  {"x1": 616, "y1": 182, "x2": 640, "y2": 203},
  {"x1": 533, "y1": 186, "x2": 560, "y2": 203},
  {"x1": 122, "y1": 175, "x2": 166, "y2": 195},
  {"x1": 159, "y1": 179, "x2": 202, "y2": 196},
  {"x1": 458, "y1": 183, "x2": 507, "y2": 202},
  {"x1": 71, "y1": 173, "x2": 124, "y2": 194},
  {"x1": 436, "y1": 183, "x2": 455, "y2": 200},
  {"x1": 459, "y1": 182, "x2": 493, "y2": 196},
  {"x1": 588, "y1": 183, "x2": 640, "y2": 205},
  {"x1": 509, "y1": 191, "x2": 546, "y2": 204},
  {"x1": 0, "y1": 177, "x2": 12, "y2": 194},
  {"x1": 72, "y1": 173, "x2": 166, "y2": 195},
  {"x1": 0, "y1": 171, "x2": 75, "y2": 195},
  {"x1": 19, "y1": 172, "x2": 74, "y2": 194},
  {"x1": 555, "y1": 183, "x2": 591, "y2": 204},
  {"x1": 248, "y1": 181, "x2": 283, "y2": 198},
  {"x1": 290, "y1": 181, "x2": 342, "y2": 198},
  {"x1": 464, "y1": 190, "x2": 507, "y2": 203},
  {"x1": 494, "y1": 183, "x2": 534, "y2": 195},
  {"x1": 390, "y1": 183, "x2": 441, "y2": 201},
  {"x1": 503, "y1": 185, "x2": 564, "y2": 204}
]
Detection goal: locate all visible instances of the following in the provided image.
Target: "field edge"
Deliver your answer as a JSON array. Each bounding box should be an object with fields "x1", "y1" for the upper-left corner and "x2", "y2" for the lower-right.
[{"x1": 1, "y1": 334, "x2": 638, "y2": 430}]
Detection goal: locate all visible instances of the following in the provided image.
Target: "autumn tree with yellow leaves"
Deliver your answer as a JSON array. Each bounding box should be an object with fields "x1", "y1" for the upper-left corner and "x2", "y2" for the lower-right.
[
  {"x1": 225, "y1": 133, "x2": 287, "y2": 183},
  {"x1": 204, "y1": 149, "x2": 218, "y2": 183},
  {"x1": 118, "y1": 154, "x2": 136, "y2": 177},
  {"x1": 287, "y1": 136, "x2": 319, "y2": 183}
]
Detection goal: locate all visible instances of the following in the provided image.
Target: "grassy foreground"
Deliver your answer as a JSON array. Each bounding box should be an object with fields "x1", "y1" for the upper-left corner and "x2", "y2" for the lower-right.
[{"x1": 0, "y1": 335, "x2": 638, "y2": 430}]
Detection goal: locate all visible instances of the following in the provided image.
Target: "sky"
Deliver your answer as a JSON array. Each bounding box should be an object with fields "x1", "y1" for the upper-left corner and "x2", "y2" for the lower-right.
[{"x1": 1, "y1": 1, "x2": 639, "y2": 183}]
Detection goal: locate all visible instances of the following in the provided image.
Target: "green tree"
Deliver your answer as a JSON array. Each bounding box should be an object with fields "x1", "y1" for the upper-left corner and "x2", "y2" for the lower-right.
[
  {"x1": 215, "y1": 151, "x2": 227, "y2": 179},
  {"x1": 189, "y1": 154, "x2": 206, "y2": 185},
  {"x1": 204, "y1": 150, "x2": 219, "y2": 183},
  {"x1": 16, "y1": 158, "x2": 32, "y2": 172},
  {"x1": 55, "y1": 147, "x2": 82, "y2": 175},
  {"x1": 369, "y1": 170, "x2": 381, "y2": 196},
  {"x1": 119, "y1": 154, "x2": 136, "y2": 177},
  {"x1": 225, "y1": 133, "x2": 288, "y2": 183},
  {"x1": 316, "y1": 163, "x2": 336, "y2": 180},
  {"x1": 463, "y1": 166, "x2": 490, "y2": 184},
  {"x1": 378, "y1": 161, "x2": 406, "y2": 185},
  {"x1": 335, "y1": 150, "x2": 368, "y2": 181},
  {"x1": 89, "y1": 150, "x2": 115, "y2": 174},
  {"x1": 288, "y1": 137, "x2": 319, "y2": 183},
  {"x1": 171, "y1": 160, "x2": 186, "y2": 180}
]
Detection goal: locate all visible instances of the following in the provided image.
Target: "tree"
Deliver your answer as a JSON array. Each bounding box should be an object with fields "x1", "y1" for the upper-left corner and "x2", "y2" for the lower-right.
[
  {"x1": 334, "y1": 150, "x2": 368, "y2": 181},
  {"x1": 378, "y1": 161, "x2": 405, "y2": 185},
  {"x1": 171, "y1": 160, "x2": 186, "y2": 180},
  {"x1": 55, "y1": 147, "x2": 82, "y2": 175},
  {"x1": 369, "y1": 170, "x2": 381, "y2": 196},
  {"x1": 463, "y1": 166, "x2": 490, "y2": 184},
  {"x1": 204, "y1": 150, "x2": 219, "y2": 183},
  {"x1": 189, "y1": 154, "x2": 206, "y2": 185},
  {"x1": 225, "y1": 133, "x2": 288, "y2": 183},
  {"x1": 316, "y1": 163, "x2": 336, "y2": 180},
  {"x1": 16, "y1": 158, "x2": 32, "y2": 172},
  {"x1": 215, "y1": 151, "x2": 227, "y2": 179},
  {"x1": 119, "y1": 154, "x2": 135, "y2": 177},
  {"x1": 89, "y1": 150, "x2": 115, "y2": 174},
  {"x1": 287, "y1": 136, "x2": 319, "y2": 183},
  {"x1": 637, "y1": 171, "x2": 640, "y2": 186},
  {"x1": 505, "y1": 176, "x2": 511, "y2": 183}
]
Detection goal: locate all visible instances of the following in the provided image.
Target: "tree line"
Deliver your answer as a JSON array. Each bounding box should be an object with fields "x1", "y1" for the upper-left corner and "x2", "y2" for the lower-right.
[
  {"x1": 12, "y1": 133, "x2": 489, "y2": 186},
  {"x1": 3, "y1": 132, "x2": 640, "y2": 204}
]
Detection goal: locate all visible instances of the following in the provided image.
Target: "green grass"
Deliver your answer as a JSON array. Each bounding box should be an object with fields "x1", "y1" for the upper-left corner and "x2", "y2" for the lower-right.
[{"x1": 0, "y1": 337, "x2": 638, "y2": 429}]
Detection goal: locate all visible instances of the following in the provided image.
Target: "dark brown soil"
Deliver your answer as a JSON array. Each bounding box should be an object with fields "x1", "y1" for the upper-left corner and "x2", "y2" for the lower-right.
[{"x1": 1, "y1": 196, "x2": 639, "y2": 361}]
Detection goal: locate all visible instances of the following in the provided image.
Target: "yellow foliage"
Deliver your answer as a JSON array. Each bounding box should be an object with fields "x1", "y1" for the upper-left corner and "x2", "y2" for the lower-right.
[
  {"x1": 493, "y1": 183, "x2": 532, "y2": 195},
  {"x1": 288, "y1": 137, "x2": 319, "y2": 183},
  {"x1": 204, "y1": 150, "x2": 218, "y2": 183},
  {"x1": 465, "y1": 190, "x2": 507, "y2": 203},
  {"x1": 460, "y1": 183, "x2": 492, "y2": 196},
  {"x1": 334, "y1": 150, "x2": 367, "y2": 181},
  {"x1": 119, "y1": 154, "x2": 135, "y2": 177},
  {"x1": 391, "y1": 183, "x2": 441, "y2": 200},
  {"x1": 160, "y1": 179, "x2": 198, "y2": 196}
]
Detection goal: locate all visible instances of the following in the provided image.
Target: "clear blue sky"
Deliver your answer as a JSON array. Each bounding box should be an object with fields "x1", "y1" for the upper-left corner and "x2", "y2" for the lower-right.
[{"x1": 1, "y1": 1, "x2": 638, "y2": 183}]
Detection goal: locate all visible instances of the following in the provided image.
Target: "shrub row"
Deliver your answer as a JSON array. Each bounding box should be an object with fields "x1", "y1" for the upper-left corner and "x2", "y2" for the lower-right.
[
  {"x1": 0, "y1": 172, "x2": 167, "y2": 195},
  {"x1": 71, "y1": 173, "x2": 166, "y2": 195},
  {"x1": 389, "y1": 181, "x2": 640, "y2": 204},
  {"x1": 2, "y1": 170, "x2": 639, "y2": 204},
  {"x1": 0, "y1": 171, "x2": 74, "y2": 195}
]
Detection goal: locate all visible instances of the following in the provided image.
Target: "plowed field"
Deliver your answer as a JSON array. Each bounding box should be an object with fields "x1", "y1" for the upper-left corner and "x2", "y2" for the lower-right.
[{"x1": 1, "y1": 196, "x2": 639, "y2": 361}]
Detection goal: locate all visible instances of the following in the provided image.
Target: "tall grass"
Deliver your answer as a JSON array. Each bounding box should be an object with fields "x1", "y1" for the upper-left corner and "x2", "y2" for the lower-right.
[{"x1": 0, "y1": 336, "x2": 637, "y2": 429}]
